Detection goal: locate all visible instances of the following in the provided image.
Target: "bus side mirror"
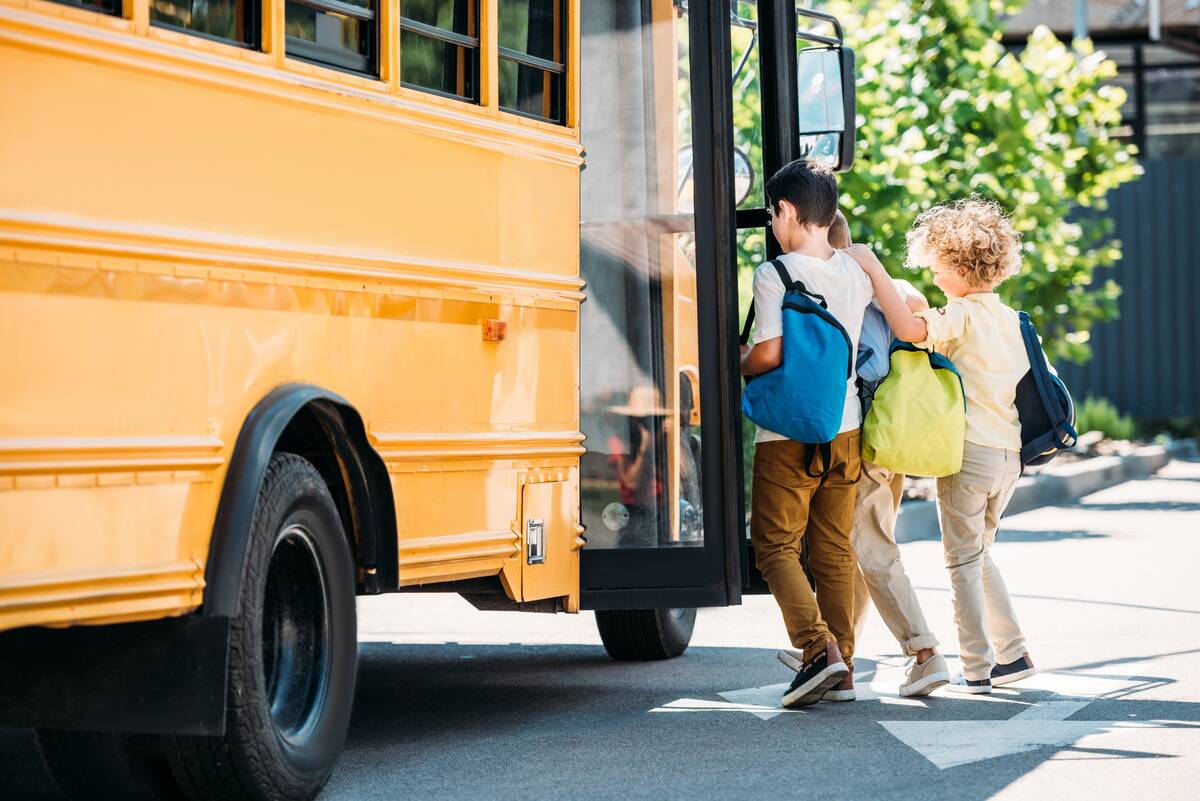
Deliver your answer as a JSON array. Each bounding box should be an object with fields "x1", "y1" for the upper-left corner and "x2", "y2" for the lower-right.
[{"x1": 795, "y1": 45, "x2": 857, "y2": 173}]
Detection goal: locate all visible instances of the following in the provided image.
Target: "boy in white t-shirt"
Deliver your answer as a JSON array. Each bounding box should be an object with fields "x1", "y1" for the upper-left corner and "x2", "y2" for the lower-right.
[{"x1": 740, "y1": 160, "x2": 873, "y2": 707}]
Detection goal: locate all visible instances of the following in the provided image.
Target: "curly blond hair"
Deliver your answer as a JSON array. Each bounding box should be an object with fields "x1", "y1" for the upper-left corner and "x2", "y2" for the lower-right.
[{"x1": 905, "y1": 197, "x2": 1022, "y2": 288}]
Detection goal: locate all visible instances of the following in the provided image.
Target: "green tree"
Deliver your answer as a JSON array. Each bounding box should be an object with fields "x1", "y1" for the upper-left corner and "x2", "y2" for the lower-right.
[
  {"x1": 737, "y1": 0, "x2": 1141, "y2": 363},
  {"x1": 835, "y1": 0, "x2": 1140, "y2": 362}
]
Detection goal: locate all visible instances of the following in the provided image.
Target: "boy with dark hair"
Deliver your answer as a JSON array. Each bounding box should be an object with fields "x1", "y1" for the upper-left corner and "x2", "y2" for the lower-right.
[{"x1": 741, "y1": 160, "x2": 874, "y2": 707}]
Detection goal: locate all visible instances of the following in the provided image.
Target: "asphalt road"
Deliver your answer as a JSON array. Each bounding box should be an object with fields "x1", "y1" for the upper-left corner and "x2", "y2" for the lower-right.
[{"x1": 4, "y1": 459, "x2": 1199, "y2": 801}]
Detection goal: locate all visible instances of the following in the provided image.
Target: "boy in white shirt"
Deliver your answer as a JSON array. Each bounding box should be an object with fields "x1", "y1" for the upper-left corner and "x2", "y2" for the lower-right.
[
  {"x1": 740, "y1": 160, "x2": 873, "y2": 707},
  {"x1": 848, "y1": 197, "x2": 1037, "y2": 694}
]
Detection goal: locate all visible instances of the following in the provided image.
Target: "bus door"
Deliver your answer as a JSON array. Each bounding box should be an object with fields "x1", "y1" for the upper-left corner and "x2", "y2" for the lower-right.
[
  {"x1": 577, "y1": 0, "x2": 741, "y2": 610},
  {"x1": 727, "y1": 3, "x2": 858, "y2": 594},
  {"x1": 576, "y1": 1, "x2": 856, "y2": 610}
]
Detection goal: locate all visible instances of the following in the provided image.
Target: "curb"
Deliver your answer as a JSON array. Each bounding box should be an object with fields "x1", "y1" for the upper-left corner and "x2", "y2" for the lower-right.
[{"x1": 893, "y1": 438, "x2": 1198, "y2": 544}]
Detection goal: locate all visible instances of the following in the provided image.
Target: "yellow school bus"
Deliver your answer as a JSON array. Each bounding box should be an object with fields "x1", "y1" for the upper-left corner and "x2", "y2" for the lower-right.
[{"x1": 0, "y1": 0, "x2": 855, "y2": 798}]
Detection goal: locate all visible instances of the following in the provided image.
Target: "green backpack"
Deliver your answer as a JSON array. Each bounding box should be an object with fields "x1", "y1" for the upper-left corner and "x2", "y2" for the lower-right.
[{"x1": 861, "y1": 342, "x2": 966, "y2": 478}]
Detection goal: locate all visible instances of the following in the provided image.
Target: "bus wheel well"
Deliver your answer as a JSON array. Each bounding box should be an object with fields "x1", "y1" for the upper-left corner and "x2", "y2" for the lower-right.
[
  {"x1": 203, "y1": 385, "x2": 398, "y2": 618},
  {"x1": 274, "y1": 400, "x2": 397, "y2": 595}
]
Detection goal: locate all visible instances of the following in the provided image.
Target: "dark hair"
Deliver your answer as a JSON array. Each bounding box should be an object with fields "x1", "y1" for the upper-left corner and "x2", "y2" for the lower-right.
[{"x1": 765, "y1": 159, "x2": 838, "y2": 228}]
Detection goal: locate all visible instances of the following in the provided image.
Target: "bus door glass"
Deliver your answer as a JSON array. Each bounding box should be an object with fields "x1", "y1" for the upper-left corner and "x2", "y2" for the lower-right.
[{"x1": 578, "y1": 0, "x2": 733, "y2": 606}]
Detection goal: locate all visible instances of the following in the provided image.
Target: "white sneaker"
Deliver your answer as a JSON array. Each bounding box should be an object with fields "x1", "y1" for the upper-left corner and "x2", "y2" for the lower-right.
[
  {"x1": 900, "y1": 653, "x2": 950, "y2": 697},
  {"x1": 946, "y1": 673, "x2": 992, "y2": 694}
]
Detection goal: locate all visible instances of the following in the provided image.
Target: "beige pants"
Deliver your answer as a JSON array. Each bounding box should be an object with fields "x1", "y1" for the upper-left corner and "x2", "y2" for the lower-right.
[
  {"x1": 936, "y1": 442, "x2": 1027, "y2": 680},
  {"x1": 851, "y1": 461, "x2": 939, "y2": 655}
]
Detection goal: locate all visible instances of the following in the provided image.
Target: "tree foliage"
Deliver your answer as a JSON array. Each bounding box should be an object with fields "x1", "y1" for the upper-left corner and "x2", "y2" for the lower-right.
[{"x1": 750, "y1": 0, "x2": 1142, "y2": 362}]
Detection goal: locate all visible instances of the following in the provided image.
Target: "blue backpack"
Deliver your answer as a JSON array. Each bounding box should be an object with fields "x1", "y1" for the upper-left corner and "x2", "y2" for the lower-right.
[
  {"x1": 1015, "y1": 311, "x2": 1078, "y2": 467},
  {"x1": 740, "y1": 259, "x2": 853, "y2": 476},
  {"x1": 856, "y1": 303, "x2": 892, "y2": 415}
]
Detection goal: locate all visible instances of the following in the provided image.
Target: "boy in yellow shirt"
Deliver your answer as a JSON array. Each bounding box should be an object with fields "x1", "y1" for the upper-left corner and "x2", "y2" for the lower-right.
[{"x1": 847, "y1": 198, "x2": 1037, "y2": 694}]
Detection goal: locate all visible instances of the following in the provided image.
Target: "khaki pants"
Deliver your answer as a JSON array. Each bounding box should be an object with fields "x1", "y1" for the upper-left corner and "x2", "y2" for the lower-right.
[
  {"x1": 751, "y1": 430, "x2": 861, "y2": 669},
  {"x1": 851, "y1": 461, "x2": 939, "y2": 655},
  {"x1": 936, "y1": 442, "x2": 1027, "y2": 680}
]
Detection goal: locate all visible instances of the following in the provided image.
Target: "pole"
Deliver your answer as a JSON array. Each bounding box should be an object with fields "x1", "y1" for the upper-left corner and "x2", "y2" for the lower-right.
[{"x1": 1073, "y1": 0, "x2": 1088, "y2": 42}]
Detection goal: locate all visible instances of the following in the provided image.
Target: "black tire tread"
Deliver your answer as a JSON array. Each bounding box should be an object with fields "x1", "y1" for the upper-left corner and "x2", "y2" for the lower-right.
[
  {"x1": 595, "y1": 608, "x2": 695, "y2": 660},
  {"x1": 166, "y1": 452, "x2": 351, "y2": 801}
]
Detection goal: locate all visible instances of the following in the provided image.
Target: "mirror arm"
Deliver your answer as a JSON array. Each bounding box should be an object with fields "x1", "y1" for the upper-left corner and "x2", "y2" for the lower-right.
[{"x1": 795, "y1": 7, "x2": 844, "y2": 45}]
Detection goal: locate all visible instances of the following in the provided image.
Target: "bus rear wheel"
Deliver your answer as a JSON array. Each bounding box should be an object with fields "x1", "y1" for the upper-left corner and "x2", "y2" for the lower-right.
[
  {"x1": 164, "y1": 452, "x2": 358, "y2": 801},
  {"x1": 594, "y1": 608, "x2": 696, "y2": 660}
]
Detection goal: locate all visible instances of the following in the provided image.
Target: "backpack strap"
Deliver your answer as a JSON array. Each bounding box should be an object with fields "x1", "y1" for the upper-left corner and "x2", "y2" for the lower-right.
[
  {"x1": 1018, "y1": 312, "x2": 1078, "y2": 451},
  {"x1": 804, "y1": 442, "x2": 833, "y2": 479},
  {"x1": 740, "y1": 302, "x2": 755, "y2": 346},
  {"x1": 1019, "y1": 313, "x2": 1069, "y2": 430},
  {"x1": 771, "y1": 259, "x2": 829, "y2": 308}
]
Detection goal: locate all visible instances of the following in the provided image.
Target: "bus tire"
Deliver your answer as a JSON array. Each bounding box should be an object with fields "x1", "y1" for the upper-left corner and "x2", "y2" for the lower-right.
[
  {"x1": 34, "y1": 730, "x2": 178, "y2": 801},
  {"x1": 594, "y1": 608, "x2": 696, "y2": 660},
  {"x1": 165, "y1": 452, "x2": 358, "y2": 801}
]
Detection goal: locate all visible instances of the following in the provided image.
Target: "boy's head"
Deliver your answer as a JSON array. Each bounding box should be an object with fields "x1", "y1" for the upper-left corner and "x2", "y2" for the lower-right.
[
  {"x1": 905, "y1": 197, "x2": 1021, "y2": 294},
  {"x1": 828, "y1": 209, "x2": 851, "y2": 249},
  {"x1": 765, "y1": 159, "x2": 838, "y2": 232}
]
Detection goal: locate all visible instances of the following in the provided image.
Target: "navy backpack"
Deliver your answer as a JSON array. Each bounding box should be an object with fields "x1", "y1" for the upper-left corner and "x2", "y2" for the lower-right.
[
  {"x1": 1015, "y1": 311, "x2": 1078, "y2": 467},
  {"x1": 740, "y1": 259, "x2": 853, "y2": 477}
]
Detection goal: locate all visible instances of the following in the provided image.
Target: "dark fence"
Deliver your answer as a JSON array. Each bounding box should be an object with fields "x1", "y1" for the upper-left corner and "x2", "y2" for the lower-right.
[{"x1": 1058, "y1": 158, "x2": 1200, "y2": 420}]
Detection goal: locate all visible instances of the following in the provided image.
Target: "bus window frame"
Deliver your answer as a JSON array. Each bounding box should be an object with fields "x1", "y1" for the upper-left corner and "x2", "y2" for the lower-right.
[
  {"x1": 149, "y1": 0, "x2": 262, "y2": 51},
  {"x1": 497, "y1": 0, "x2": 568, "y2": 125},
  {"x1": 284, "y1": 0, "x2": 380, "y2": 77},
  {"x1": 398, "y1": 3, "x2": 482, "y2": 103},
  {"x1": 46, "y1": 0, "x2": 121, "y2": 16}
]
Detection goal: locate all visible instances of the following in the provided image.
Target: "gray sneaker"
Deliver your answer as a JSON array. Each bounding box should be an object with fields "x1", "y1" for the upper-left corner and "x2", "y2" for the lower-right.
[{"x1": 900, "y1": 653, "x2": 950, "y2": 697}]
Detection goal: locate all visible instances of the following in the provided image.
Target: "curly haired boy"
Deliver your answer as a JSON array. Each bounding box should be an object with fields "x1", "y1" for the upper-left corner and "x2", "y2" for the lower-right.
[{"x1": 846, "y1": 197, "x2": 1037, "y2": 694}]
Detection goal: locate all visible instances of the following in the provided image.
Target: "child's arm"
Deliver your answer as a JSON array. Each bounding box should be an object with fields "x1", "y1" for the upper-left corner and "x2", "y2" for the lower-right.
[
  {"x1": 847, "y1": 245, "x2": 928, "y2": 343},
  {"x1": 741, "y1": 338, "x2": 782, "y2": 376}
]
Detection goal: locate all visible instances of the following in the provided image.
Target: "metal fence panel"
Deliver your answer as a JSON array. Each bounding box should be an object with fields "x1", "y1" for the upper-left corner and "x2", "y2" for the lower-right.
[{"x1": 1058, "y1": 158, "x2": 1200, "y2": 420}]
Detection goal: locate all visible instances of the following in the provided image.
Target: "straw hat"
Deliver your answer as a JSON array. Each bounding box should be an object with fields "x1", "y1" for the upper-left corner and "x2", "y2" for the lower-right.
[{"x1": 608, "y1": 385, "x2": 671, "y2": 417}]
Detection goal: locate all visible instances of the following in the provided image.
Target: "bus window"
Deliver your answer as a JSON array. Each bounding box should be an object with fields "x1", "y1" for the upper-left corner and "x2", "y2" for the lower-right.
[
  {"x1": 285, "y1": 0, "x2": 377, "y2": 75},
  {"x1": 579, "y1": 1, "x2": 702, "y2": 550},
  {"x1": 48, "y1": 0, "x2": 119, "y2": 13},
  {"x1": 400, "y1": 0, "x2": 481, "y2": 101},
  {"x1": 152, "y1": 0, "x2": 258, "y2": 47},
  {"x1": 499, "y1": 0, "x2": 567, "y2": 123}
]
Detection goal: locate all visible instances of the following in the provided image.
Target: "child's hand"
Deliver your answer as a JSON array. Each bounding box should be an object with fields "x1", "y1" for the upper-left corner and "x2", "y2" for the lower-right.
[{"x1": 846, "y1": 244, "x2": 885, "y2": 276}]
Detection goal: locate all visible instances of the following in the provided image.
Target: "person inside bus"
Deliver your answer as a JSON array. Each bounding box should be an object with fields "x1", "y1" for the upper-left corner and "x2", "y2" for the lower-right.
[
  {"x1": 828, "y1": 210, "x2": 953, "y2": 697},
  {"x1": 739, "y1": 160, "x2": 872, "y2": 707},
  {"x1": 607, "y1": 385, "x2": 670, "y2": 547}
]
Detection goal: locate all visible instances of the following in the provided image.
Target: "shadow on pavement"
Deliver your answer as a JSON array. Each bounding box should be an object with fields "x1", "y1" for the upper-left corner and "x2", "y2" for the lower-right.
[
  {"x1": 997, "y1": 528, "x2": 1108, "y2": 542},
  {"x1": 4, "y1": 642, "x2": 1198, "y2": 801}
]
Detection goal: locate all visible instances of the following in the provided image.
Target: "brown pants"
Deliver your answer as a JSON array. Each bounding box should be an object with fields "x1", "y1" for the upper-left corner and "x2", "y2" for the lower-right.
[{"x1": 750, "y1": 430, "x2": 861, "y2": 669}]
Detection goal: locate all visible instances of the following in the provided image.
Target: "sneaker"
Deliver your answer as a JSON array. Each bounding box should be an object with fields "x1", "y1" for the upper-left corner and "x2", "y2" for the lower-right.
[
  {"x1": 991, "y1": 654, "x2": 1037, "y2": 687},
  {"x1": 946, "y1": 673, "x2": 992, "y2": 694},
  {"x1": 776, "y1": 649, "x2": 805, "y2": 673},
  {"x1": 823, "y1": 673, "x2": 856, "y2": 702},
  {"x1": 780, "y1": 643, "x2": 849, "y2": 708},
  {"x1": 899, "y1": 653, "x2": 950, "y2": 697}
]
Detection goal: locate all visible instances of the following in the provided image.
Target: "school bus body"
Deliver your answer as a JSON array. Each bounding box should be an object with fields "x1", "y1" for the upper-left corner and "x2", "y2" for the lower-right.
[{"x1": 0, "y1": 0, "x2": 587, "y2": 632}]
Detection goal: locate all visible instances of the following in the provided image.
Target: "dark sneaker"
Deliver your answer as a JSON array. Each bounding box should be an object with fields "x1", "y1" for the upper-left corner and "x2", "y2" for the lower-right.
[
  {"x1": 946, "y1": 674, "x2": 992, "y2": 694},
  {"x1": 991, "y1": 654, "x2": 1037, "y2": 687},
  {"x1": 781, "y1": 644, "x2": 849, "y2": 708}
]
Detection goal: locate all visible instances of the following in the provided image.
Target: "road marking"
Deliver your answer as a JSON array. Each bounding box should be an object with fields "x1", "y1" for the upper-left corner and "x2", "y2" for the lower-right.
[
  {"x1": 877, "y1": 672, "x2": 1174, "y2": 769},
  {"x1": 649, "y1": 693, "x2": 802, "y2": 719},
  {"x1": 651, "y1": 669, "x2": 1195, "y2": 769},
  {"x1": 878, "y1": 720, "x2": 1127, "y2": 769}
]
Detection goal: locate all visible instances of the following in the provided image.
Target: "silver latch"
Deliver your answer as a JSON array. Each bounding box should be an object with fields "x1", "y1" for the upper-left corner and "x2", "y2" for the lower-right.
[{"x1": 527, "y1": 519, "x2": 545, "y2": 565}]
